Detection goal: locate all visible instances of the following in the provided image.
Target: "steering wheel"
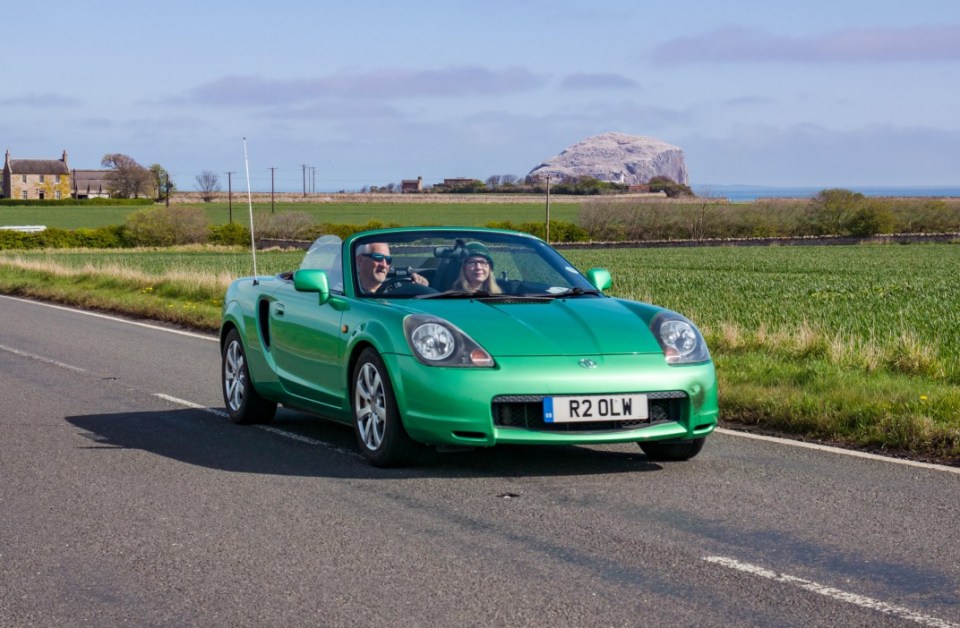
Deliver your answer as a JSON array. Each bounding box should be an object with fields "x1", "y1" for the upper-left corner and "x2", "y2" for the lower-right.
[{"x1": 375, "y1": 275, "x2": 416, "y2": 295}]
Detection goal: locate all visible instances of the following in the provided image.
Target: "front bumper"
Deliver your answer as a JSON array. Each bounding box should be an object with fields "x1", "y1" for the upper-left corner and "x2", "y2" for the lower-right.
[{"x1": 383, "y1": 352, "x2": 718, "y2": 447}]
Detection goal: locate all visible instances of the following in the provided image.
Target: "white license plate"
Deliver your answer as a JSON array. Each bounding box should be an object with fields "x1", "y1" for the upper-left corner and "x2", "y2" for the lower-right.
[{"x1": 543, "y1": 394, "x2": 649, "y2": 423}]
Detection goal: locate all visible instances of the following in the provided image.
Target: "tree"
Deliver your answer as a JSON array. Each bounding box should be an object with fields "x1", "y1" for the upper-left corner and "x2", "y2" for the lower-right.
[
  {"x1": 846, "y1": 199, "x2": 896, "y2": 237},
  {"x1": 195, "y1": 171, "x2": 221, "y2": 202},
  {"x1": 101, "y1": 153, "x2": 153, "y2": 198},
  {"x1": 810, "y1": 188, "x2": 865, "y2": 235},
  {"x1": 485, "y1": 175, "x2": 502, "y2": 188},
  {"x1": 648, "y1": 176, "x2": 694, "y2": 198},
  {"x1": 149, "y1": 164, "x2": 175, "y2": 200}
]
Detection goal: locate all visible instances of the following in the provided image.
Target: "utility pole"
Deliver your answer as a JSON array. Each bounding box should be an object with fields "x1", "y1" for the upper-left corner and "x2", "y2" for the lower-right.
[
  {"x1": 545, "y1": 174, "x2": 551, "y2": 243},
  {"x1": 226, "y1": 171, "x2": 235, "y2": 223},
  {"x1": 302, "y1": 164, "x2": 307, "y2": 197},
  {"x1": 269, "y1": 167, "x2": 276, "y2": 213}
]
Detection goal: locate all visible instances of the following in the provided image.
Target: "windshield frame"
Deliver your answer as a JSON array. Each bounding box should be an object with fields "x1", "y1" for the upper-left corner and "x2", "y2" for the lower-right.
[{"x1": 346, "y1": 229, "x2": 597, "y2": 299}]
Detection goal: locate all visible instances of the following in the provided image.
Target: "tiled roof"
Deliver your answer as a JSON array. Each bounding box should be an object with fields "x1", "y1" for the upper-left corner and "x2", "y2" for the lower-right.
[
  {"x1": 9, "y1": 159, "x2": 70, "y2": 175},
  {"x1": 72, "y1": 169, "x2": 110, "y2": 183}
]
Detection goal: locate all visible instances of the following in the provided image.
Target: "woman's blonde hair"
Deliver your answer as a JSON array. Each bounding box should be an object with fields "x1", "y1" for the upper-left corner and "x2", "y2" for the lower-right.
[{"x1": 454, "y1": 258, "x2": 502, "y2": 293}]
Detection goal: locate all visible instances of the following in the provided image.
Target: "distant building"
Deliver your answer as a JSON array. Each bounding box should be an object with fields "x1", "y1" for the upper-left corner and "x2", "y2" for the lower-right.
[
  {"x1": 401, "y1": 176, "x2": 423, "y2": 193},
  {"x1": 441, "y1": 177, "x2": 476, "y2": 188},
  {"x1": 2, "y1": 150, "x2": 72, "y2": 200},
  {"x1": 72, "y1": 169, "x2": 111, "y2": 199}
]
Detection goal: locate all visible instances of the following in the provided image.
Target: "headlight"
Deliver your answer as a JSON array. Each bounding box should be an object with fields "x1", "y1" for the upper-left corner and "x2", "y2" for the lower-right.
[
  {"x1": 410, "y1": 323, "x2": 455, "y2": 360},
  {"x1": 650, "y1": 312, "x2": 711, "y2": 365},
  {"x1": 403, "y1": 315, "x2": 495, "y2": 367}
]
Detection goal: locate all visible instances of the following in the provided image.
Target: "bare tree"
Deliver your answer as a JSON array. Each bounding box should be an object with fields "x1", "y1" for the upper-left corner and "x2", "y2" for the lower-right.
[
  {"x1": 195, "y1": 171, "x2": 221, "y2": 202},
  {"x1": 682, "y1": 197, "x2": 722, "y2": 241},
  {"x1": 485, "y1": 175, "x2": 502, "y2": 188},
  {"x1": 101, "y1": 153, "x2": 153, "y2": 198}
]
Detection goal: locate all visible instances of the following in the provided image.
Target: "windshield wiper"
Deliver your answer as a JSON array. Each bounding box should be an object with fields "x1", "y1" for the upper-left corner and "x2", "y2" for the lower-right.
[
  {"x1": 414, "y1": 290, "x2": 492, "y2": 300},
  {"x1": 544, "y1": 287, "x2": 602, "y2": 299}
]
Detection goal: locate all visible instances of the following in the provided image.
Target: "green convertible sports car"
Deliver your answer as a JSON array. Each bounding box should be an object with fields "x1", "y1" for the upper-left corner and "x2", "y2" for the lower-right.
[{"x1": 220, "y1": 227, "x2": 718, "y2": 466}]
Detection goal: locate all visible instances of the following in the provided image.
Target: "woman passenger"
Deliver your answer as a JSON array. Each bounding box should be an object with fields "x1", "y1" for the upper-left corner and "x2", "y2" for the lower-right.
[{"x1": 453, "y1": 242, "x2": 502, "y2": 294}]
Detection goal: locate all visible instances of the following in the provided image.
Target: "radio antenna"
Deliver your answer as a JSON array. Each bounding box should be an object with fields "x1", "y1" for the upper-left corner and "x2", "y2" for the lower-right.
[{"x1": 242, "y1": 137, "x2": 259, "y2": 285}]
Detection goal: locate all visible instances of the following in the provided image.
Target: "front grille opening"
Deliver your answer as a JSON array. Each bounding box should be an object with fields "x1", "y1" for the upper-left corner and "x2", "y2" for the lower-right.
[{"x1": 492, "y1": 392, "x2": 686, "y2": 432}]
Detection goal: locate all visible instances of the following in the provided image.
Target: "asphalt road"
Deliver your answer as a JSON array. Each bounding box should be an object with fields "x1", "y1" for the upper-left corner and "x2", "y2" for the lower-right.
[{"x1": 2, "y1": 294, "x2": 959, "y2": 627}]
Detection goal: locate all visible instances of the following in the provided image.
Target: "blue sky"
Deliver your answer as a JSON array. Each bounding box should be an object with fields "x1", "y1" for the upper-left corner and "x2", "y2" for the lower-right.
[{"x1": 2, "y1": 0, "x2": 959, "y2": 192}]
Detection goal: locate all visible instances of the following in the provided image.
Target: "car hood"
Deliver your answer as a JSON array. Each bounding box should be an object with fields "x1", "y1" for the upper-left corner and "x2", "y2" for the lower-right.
[{"x1": 395, "y1": 296, "x2": 665, "y2": 357}]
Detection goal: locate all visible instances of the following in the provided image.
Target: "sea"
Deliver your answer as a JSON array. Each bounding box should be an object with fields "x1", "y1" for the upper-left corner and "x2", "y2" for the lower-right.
[{"x1": 694, "y1": 185, "x2": 960, "y2": 203}]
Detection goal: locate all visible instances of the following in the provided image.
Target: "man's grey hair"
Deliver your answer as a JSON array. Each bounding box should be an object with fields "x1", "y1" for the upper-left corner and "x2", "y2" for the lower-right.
[{"x1": 356, "y1": 242, "x2": 388, "y2": 256}]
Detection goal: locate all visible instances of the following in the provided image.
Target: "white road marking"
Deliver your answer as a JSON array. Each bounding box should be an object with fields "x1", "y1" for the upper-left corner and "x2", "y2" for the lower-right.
[
  {"x1": 152, "y1": 393, "x2": 227, "y2": 417},
  {"x1": 0, "y1": 295, "x2": 216, "y2": 341},
  {"x1": 715, "y1": 427, "x2": 960, "y2": 476},
  {"x1": 153, "y1": 393, "x2": 356, "y2": 457},
  {"x1": 704, "y1": 556, "x2": 959, "y2": 628},
  {"x1": 0, "y1": 343, "x2": 88, "y2": 373},
  {"x1": 4, "y1": 295, "x2": 958, "y2": 473}
]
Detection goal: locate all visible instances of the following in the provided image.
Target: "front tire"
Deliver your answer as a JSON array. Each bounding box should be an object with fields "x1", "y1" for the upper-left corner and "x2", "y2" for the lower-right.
[
  {"x1": 222, "y1": 329, "x2": 277, "y2": 425},
  {"x1": 352, "y1": 348, "x2": 421, "y2": 467},
  {"x1": 639, "y1": 437, "x2": 705, "y2": 461}
]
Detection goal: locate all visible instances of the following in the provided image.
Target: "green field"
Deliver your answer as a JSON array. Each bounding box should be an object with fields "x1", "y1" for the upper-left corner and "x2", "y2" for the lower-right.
[
  {"x1": 0, "y1": 201, "x2": 579, "y2": 229},
  {"x1": 565, "y1": 245, "x2": 960, "y2": 378},
  {"x1": 2, "y1": 241, "x2": 959, "y2": 463}
]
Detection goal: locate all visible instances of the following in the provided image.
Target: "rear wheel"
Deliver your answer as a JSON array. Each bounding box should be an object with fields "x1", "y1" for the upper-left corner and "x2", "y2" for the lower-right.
[
  {"x1": 222, "y1": 329, "x2": 277, "y2": 425},
  {"x1": 352, "y1": 347, "x2": 421, "y2": 467},
  {"x1": 639, "y1": 437, "x2": 705, "y2": 461}
]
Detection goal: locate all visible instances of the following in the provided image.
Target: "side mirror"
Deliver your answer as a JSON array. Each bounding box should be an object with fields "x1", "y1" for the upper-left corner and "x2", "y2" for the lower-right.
[
  {"x1": 585, "y1": 268, "x2": 612, "y2": 291},
  {"x1": 293, "y1": 269, "x2": 330, "y2": 305}
]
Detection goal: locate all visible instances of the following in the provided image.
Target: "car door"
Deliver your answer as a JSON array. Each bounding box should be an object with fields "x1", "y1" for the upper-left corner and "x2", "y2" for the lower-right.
[{"x1": 269, "y1": 282, "x2": 346, "y2": 411}]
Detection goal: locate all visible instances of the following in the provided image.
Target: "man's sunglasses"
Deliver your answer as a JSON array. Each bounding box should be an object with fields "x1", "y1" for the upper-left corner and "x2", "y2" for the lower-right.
[{"x1": 360, "y1": 252, "x2": 392, "y2": 264}]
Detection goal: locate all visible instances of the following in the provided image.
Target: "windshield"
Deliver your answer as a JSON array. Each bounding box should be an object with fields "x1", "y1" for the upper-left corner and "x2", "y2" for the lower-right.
[
  {"x1": 299, "y1": 234, "x2": 344, "y2": 293},
  {"x1": 349, "y1": 231, "x2": 597, "y2": 299}
]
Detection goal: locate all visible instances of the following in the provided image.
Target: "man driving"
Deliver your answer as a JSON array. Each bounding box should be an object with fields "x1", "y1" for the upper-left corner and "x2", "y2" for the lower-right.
[{"x1": 356, "y1": 242, "x2": 428, "y2": 293}]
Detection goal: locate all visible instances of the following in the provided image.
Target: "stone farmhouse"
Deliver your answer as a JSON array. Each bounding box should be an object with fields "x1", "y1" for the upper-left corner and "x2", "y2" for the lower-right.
[
  {"x1": 2, "y1": 150, "x2": 72, "y2": 200},
  {"x1": 1, "y1": 150, "x2": 112, "y2": 200}
]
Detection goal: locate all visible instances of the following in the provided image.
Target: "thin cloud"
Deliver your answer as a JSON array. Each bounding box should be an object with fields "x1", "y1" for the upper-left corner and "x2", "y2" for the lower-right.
[
  {"x1": 653, "y1": 24, "x2": 960, "y2": 64},
  {"x1": 560, "y1": 73, "x2": 640, "y2": 91},
  {"x1": 266, "y1": 101, "x2": 405, "y2": 120},
  {"x1": 0, "y1": 93, "x2": 81, "y2": 107},
  {"x1": 187, "y1": 66, "x2": 547, "y2": 106},
  {"x1": 723, "y1": 96, "x2": 774, "y2": 107}
]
